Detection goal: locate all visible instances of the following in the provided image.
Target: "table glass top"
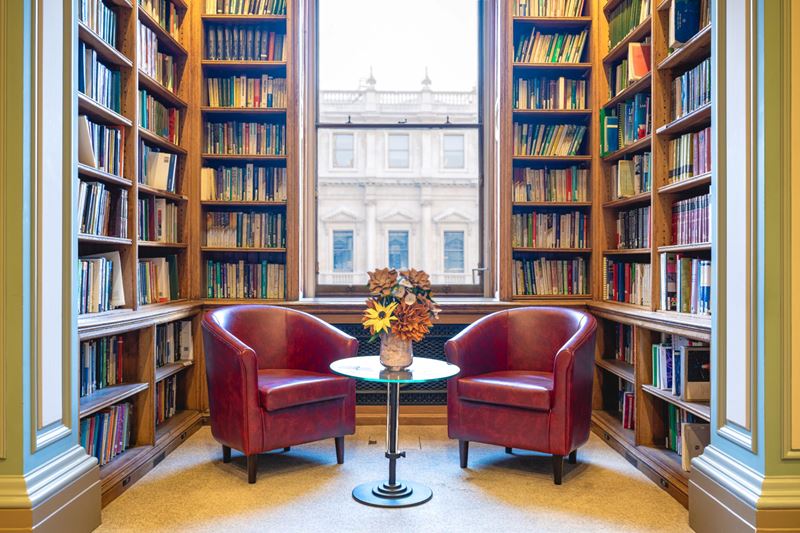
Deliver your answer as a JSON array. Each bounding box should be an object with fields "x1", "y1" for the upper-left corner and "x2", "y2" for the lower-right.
[{"x1": 330, "y1": 356, "x2": 460, "y2": 384}]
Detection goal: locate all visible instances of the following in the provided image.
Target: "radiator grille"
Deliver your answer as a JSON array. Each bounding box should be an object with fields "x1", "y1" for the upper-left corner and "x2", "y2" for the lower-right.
[{"x1": 335, "y1": 324, "x2": 468, "y2": 405}]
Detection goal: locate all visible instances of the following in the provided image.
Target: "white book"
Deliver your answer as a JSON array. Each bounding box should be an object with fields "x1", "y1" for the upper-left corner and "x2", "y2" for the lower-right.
[
  {"x1": 179, "y1": 320, "x2": 193, "y2": 361},
  {"x1": 83, "y1": 251, "x2": 125, "y2": 308}
]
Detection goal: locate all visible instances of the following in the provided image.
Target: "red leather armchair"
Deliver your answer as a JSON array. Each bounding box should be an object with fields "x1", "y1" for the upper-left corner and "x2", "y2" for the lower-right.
[
  {"x1": 445, "y1": 307, "x2": 597, "y2": 484},
  {"x1": 202, "y1": 305, "x2": 358, "y2": 483}
]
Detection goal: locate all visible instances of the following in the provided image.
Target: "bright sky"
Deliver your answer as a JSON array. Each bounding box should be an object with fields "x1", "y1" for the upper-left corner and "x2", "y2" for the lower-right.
[{"x1": 318, "y1": 0, "x2": 479, "y2": 92}]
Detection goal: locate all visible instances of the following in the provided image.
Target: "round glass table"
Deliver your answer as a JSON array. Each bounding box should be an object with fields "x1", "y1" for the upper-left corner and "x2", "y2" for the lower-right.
[{"x1": 330, "y1": 356, "x2": 460, "y2": 508}]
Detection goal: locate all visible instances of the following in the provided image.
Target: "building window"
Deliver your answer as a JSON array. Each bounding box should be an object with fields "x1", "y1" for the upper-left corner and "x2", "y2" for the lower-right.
[
  {"x1": 315, "y1": 0, "x2": 483, "y2": 293},
  {"x1": 388, "y1": 231, "x2": 409, "y2": 270},
  {"x1": 443, "y1": 231, "x2": 465, "y2": 273},
  {"x1": 333, "y1": 133, "x2": 354, "y2": 168},
  {"x1": 443, "y1": 134, "x2": 465, "y2": 168},
  {"x1": 333, "y1": 230, "x2": 354, "y2": 272},
  {"x1": 387, "y1": 134, "x2": 410, "y2": 169}
]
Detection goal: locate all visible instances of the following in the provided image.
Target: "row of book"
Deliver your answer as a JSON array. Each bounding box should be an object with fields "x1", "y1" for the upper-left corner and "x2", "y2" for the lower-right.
[
  {"x1": 138, "y1": 255, "x2": 179, "y2": 305},
  {"x1": 512, "y1": 0, "x2": 585, "y2": 17},
  {"x1": 200, "y1": 165, "x2": 287, "y2": 202},
  {"x1": 204, "y1": 121, "x2": 286, "y2": 155},
  {"x1": 667, "y1": 405, "x2": 709, "y2": 471},
  {"x1": 156, "y1": 320, "x2": 194, "y2": 368},
  {"x1": 205, "y1": 259, "x2": 286, "y2": 299},
  {"x1": 610, "y1": 152, "x2": 651, "y2": 199},
  {"x1": 139, "y1": 22, "x2": 179, "y2": 92},
  {"x1": 513, "y1": 123, "x2": 587, "y2": 157},
  {"x1": 511, "y1": 256, "x2": 588, "y2": 296},
  {"x1": 139, "y1": 0, "x2": 180, "y2": 39},
  {"x1": 602, "y1": 257, "x2": 651, "y2": 306},
  {"x1": 138, "y1": 197, "x2": 179, "y2": 243},
  {"x1": 206, "y1": 75, "x2": 287, "y2": 109},
  {"x1": 672, "y1": 58, "x2": 711, "y2": 120},
  {"x1": 513, "y1": 76, "x2": 587, "y2": 110},
  {"x1": 80, "y1": 402, "x2": 132, "y2": 466},
  {"x1": 79, "y1": 43, "x2": 121, "y2": 113},
  {"x1": 205, "y1": 26, "x2": 286, "y2": 61},
  {"x1": 156, "y1": 375, "x2": 177, "y2": 425},
  {"x1": 205, "y1": 0, "x2": 287, "y2": 15},
  {"x1": 607, "y1": 42, "x2": 651, "y2": 98},
  {"x1": 139, "y1": 90, "x2": 181, "y2": 144},
  {"x1": 78, "y1": 181, "x2": 128, "y2": 238},
  {"x1": 616, "y1": 205, "x2": 650, "y2": 249},
  {"x1": 511, "y1": 211, "x2": 589, "y2": 249},
  {"x1": 79, "y1": 335, "x2": 124, "y2": 398},
  {"x1": 668, "y1": 126, "x2": 711, "y2": 183},
  {"x1": 651, "y1": 335, "x2": 710, "y2": 401},
  {"x1": 205, "y1": 211, "x2": 285, "y2": 249},
  {"x1": 600, "y1": 93, "x2": 651, "y2": 155},
  {"x1": 512, "y1": 166, "x2": 589, "y2": 203},
  {"x1": 672, "y1": 193, "x2": 710, "y2": 245},
  {"x1": 139, "y1": 143, "x2": 179, "y2": 193},
  {"x1": 612, "y1": 323, "x2": 635, "y2": 365},
  {"x1": 669, "y1": 0, "x2": 711, "y2": 49},
  {"x1": 607, "y1": 0, "x2": 651, "y2": 49},
  {"x1": 660, "y1": 254, "x2": 711, "y2": 315},
  {"x1": 618, "y1": 379, "x2": 635, "y2": 429},
  {"x1": 79, "y1": 0, "x2": 117, "y2": 48},
  {"x1": 78, "y1": 116, "x2": 124, "y2": 177},
  {"x1": 514, "y1": 28, "x2": 588, "y2": 64},
  {"x1": 79, "y1": 251, "x2": 125, "y2": 314}
]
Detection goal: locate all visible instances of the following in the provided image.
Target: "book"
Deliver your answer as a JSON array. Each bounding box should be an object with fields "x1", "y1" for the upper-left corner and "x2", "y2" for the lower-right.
[
  {"x1": 615, "y1": 205, "x2": 650, "y2": 249},
  {"x1": 79, "y1": 116, "x2": 125, "y2": 176},
  {"x1": 608, "y1": 0, "x2": 651, "y2": 48},
  {"x1": 78, "y1": 181, "x2": 128, "y2": 238},
  {"x1": 138, "y1": 21, "x2": 178, "y2": 91},
  {"x1": 681, "y1": 422, "x2": 710, "y2": 471},
  {"x1": 139, "y1": 90, "x2": 182, "y2": 144},
  {"x1": 668, "y1": 126, "x2": 711, "y2": 182},
  {"x1": 156, "y1": 375, "x2": 177, "y2": 425},
  {"x1": 206, "y1": 0, "x2": 287, "y2": 15},
  {"x1": 513, "y1": 0, "x2": 585, "y2": 16},
  {"x1": 205, "y1": 258, "x2": 286, "y2": 299},
  {"x1": 201, "y1": 165, "x2": 287, "y2": 202},
  {"x1": 138, "y1": 254, "x2": 178, "y2": 304},
  {"x1": 79, "y1": 42, "x2": 121, "y2": 112},
  {"x1": 206, "y1": 75, "x2": 287, "y2": 109},
  {"x1": 511, "y1": 256, "x2": 588, "y2": 296},
  {"x1": 205, "y1": 211, "x2": 285, "y2": 249},
  {"x1": 80, "y1": 250, "x2": 126, "y2": 313},
  {"x1": 627, "y1": 42, "x2": 651, "y2": 82},
  {"x1": 669, "y1": 0, "x2": 701, "y2": 49},
  {"x1": 512, "y1": 166, "x2": 589, "y2": 202},
  {"x1": 205, "y1": 24, "x2": 286, "y2": 61},
  {"x1": 79, "y1": 0, "x2": 118, "y2": 48},
  {"x1": 80, "y1": 335, "x2": 124, "y2": 397},
  {"x1": 204, "y1": 120, "x2": 286, "y2": 156},
  {"x1": 671, "y1": 193, "x2": 710, "y2": 245},
  {"x1": 139, "y1": 0, "x2": 180, "y2": 38},
  {"x1": 513, "y1": 76, "x2": 587, "y2": 110},
  {"x1": 138, "y1": 196, "x2": 179, "y2": 243},
  {"x1": 514, "y1": 28, "x2": 588, "y2": 63},
  {"x1": 156, "y1": 320, "x2": 193, "y2": 367},
  {"x1": 660, "y1": 254, "x2": 710, "y2": 314},
  {"x1": 601, "y1": 114, "x2": 619, "y2": 155},
  {"x1": 611, "y1": 152, "x2": 651, "y2": 198},
  {"x1": 80, "y1": 402, "x2": 132, "y2": 466},
  {"x1": 613, "y1": 323, "x2": 635, "y2": 365},
  {"x1": 681, "y1": 345, "x2": 711, "y2": 401},
  {"x1": 602, "y1": 257, "x2": 651, "y2": 306},
  {"x1": 512, "y1": 123, "x2": 587, "y2": 156},
  {"x1": 671, "y1": 57, "x2": 711, "y2": 119},
  {"x1": 139, "y1": 142, "x2": 179, "y2": 192}
]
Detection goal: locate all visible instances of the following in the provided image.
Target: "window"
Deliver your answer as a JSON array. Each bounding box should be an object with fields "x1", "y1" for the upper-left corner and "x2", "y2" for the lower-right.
[
  {"x1": 332, "y1": 230, "x2": 354, "y2": 272},
  {"x1": 443, "y1": 231, "x2": 465, "y2": 273},
  {"x1": 388, "y1": 231, "x2": 409, "y2": 269},
  {"x1": 387, "y1": 134, "x2": 410, "y2": 169},
  {"x1": 314, "y1": 0, "x2": 484, "y2": 294},
  {"x1": 333, "y1": 133, "x2": 354, "y2": 168},
  {"x1": 443, "y1": 134, "x2": 465, "y2": 168}
]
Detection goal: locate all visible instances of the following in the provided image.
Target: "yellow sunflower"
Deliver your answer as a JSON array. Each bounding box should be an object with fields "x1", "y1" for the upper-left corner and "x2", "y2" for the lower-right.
[{"x1": 362, "y1": 300, "x2": 398, "y2": 335}]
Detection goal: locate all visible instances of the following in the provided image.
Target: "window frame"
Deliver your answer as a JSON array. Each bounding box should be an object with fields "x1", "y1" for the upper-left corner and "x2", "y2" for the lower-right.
[
  {"x1": 442, "y1": 133, "x2": 466, "y2": 170},
  {"x1": 331, "y1": 132, "x2": 355, "y2": 169},
  {"x1": 385, "y1": 132, "x2": 411, "y2": 170},
  {"x1": 331, "y1": 229, "x2": 355, "y2": 273},
  {"x1": 443, "y1": 230, "x2": 466, "y2": 273},
  {"x1": 387, "y1": 229, "x2": 410, "y2": 270},
  {"x1": 303, "y1": 0, "x2": 497, "y2": 297}
]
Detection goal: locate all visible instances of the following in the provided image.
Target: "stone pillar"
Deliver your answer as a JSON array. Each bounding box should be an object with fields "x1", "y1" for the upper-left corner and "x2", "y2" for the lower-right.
[
  {"x1": 421, "y1": 198, "x2": 432, "y2": 274},
  {"x1": 689, "y1": 1, "x2": 800, "y2": 530},
  {"x1": 365, "y1": 199, "x2": 377, "y2": 272},
  {"x1": 0, "y1": 1, "x2": 101, "y2": 530}
]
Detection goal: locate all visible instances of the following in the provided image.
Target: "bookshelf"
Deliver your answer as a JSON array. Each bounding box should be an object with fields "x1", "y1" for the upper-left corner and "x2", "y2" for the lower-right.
[
  {"x1": 590, "y1": 0, "x2": 712, "y2": 507},
  {"x1": 500, "y1": 0, "x2": 596, "y2": 301},
  {"x1": 76, "y1": 0, "x2": 203, "y2": 505},
  {"x1": 195, "y1": 0, "x2": 298, "y2": 303}
]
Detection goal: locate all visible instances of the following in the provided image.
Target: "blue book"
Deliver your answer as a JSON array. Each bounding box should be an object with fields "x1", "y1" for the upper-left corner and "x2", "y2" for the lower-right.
[
  {"x1": 670, "y1": 0, "x2": 701, "y2": 48},
  {"x1": 605, "y1": 115, "x2": 619, "y2": 154}
]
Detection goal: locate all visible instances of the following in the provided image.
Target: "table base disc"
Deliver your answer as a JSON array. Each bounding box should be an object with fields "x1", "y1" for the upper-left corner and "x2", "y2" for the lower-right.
[{"x1": 351, "y1": 480, "x2": 433, "y2": 508}]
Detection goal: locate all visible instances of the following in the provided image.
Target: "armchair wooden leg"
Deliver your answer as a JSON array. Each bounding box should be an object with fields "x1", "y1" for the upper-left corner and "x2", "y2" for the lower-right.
[
  {"x1": 552, "y1": 455, "x2": 564, "y2": 485},
  {"x1": 505, "y1": 447, "x2": 513, "y2": 454},
  {"x1": 335, "y1": 436, "x2": 345, "y2": 464},
  {"x1": 459, "y1": 440, "x2": 469, "y2": 468},
  {"x1": 247, "y1": 454, "x2": 258, "y2": 484},
  {"x1": 568, "y1": 450, "x2": 577, "y2": 464},
  {"x1": 283, "y1": 447, "x2": 291, "y2": 452},
  {"x1": 222, "y1": 445, "x2": 231, "y2": 464}
]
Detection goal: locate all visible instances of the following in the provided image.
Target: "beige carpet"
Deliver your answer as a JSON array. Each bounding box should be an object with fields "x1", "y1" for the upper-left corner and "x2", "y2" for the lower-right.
[{"x1": 98, "y1": 426, "x2": 691, "y2": 533}]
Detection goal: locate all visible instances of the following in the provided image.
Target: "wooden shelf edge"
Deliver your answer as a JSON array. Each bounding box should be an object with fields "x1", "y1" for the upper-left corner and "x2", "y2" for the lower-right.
[
  {"x1": 201, "y1": 106, "x2": 288, "y2": 114},
  {"x1": 657, "y1": 243, "x2": 712, "y2": 253},
  {"x1": 512, "y1": 247, "x2": 591, "y2": 253},
  {"x1": 137, "y1": 183, "x2": 188, "y2": 202},
  {"x1": 602, "y1": 191, "x2": 652, "y2": 208},
  {"x1": 201, "y1": 153, "x2": 287, "y2": 160},
  {"x1": 137, "y1": 7, "x2": 188, "y2": 57},
  {"x1": 78, "y1": 301, "x2": 202, "y2": 339},
  {"x1": 512, "y1": 62, "x2": 592, "y2": 70},
  {"x1": 78, "y1": 234, "x2": 132, "y2": 245},
  {"x1": 656, "y1": 104, "x2": 711, "y2": 137},
  {"x1": 155, "y1": 410, "x2": 202, "y2": 445},
  {"x1": 641, "y1": 384, "x2": 711, "y2": 421},
  {"x1": 138, "y1": 241, "x2": 188, "y2": 249},
  {"x1": 603, "y1": 72, "x2": 652, "y2": 109},
  {"x1": 603, "y1": 248, "x2": 651, "y2": 255},
  {"x1": 201, "y1": 247, "x2": 287, "y2": 253},
  {"x1": 138, "y1": 127, "x2": 187, "y2": 155},
  {"x1": 601, "y1": 135, "x2": 652, "y2": 162},
  {"x1": 512, "y1": 201, "x2": 592, "y2": 207},
  {"x1": 201, "y1": 14, "x2": 288, "y2": 22},
  {"x1": 78, "y1": 93, "x2": 132, "y2": 127},
  {"x1": 79, "y1": 382, "x2": 150, "y2": 418},
  {"x1": 201, "y1": 200, "x2": 288, "y2": 206},
  {"x1": 78, "y1": 21, "x2": 133, "y2": 68},
  {"x1": 657, "y1": 172, "x2": 712, "y2": 194},
  {"x1": 138, "y1": 71, "x2": 188, "y2": 108},
  {"x1": 155, "y1": 360, "x2": 193, "y2": 382},
  {"x1": 78, "y1": 163, "x2": 132, "y2": 187},
  {"x1": 596, "y1": 358, "x2": 635, "y2": 383},
  {"x1": 587, "y1": 301, "x2": 711, "y2": 341},
  {"x1": 603, "y1": 16, "x2": 652, "y2": 66},
  {"x1": 657, "y1": 24, "x2": 712, "y2": 72}
]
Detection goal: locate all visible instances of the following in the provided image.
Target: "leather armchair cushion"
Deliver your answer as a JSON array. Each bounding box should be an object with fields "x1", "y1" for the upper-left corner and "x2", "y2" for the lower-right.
[
  {"x1": 457, "y1": 371, "x2": 554, "y2": 411},
  {"x1": 257, "y1": 369, "x2": 351, "y2": 412}
]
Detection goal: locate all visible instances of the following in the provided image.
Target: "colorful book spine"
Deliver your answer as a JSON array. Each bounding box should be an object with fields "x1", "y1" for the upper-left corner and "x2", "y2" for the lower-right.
[
  {"x1": 513, "y1": 123, "x2": 587, "y2": 156},
  {"x1": 205, "y1": 211, "x2": 285, "y2": 249},
  {"x1": 513, "y1": 0, "x2": 585, "y2": 17},
  {"x1": 200, "y1": 165, "x2": 287, "y2": 202},
  {"x1": 206, "y1": 75, "x2": 287, "y2": 108},
  {"x1": 205, "y1": 25, "x2": 287, "y2": 61},
  {"x1": 156, "y1": 375, "x2": 177, "y2": 425},
  {"x1": 514, "y1": 28, "x2": 588, "y2": 63},
  {"x1": 611, "y1": 152, "x2": 651, "y2": 198},
  {"x1": 602, "y1": 257, "x2": 652, "y2": 306},
  {"x1": 155, "y1": 320, "x2": 193, "y2": 368},
  {"x1": 204, "y1": 121, "x2": 286, "y2": 155},
  {"x1": 138, "y1": 0, "x2": 180, "y2": 38},
  {"x1": 78, "y1": 181, "x2": 128, "y2": 238},
  {"x1": 512, "y1": 166, "x2": 589, "y2": 202},
  {"x1": 138, "y1": 22, "x2": 178, "y2": 91},
  {"x1": 205, "y1": 0, "x2": 287, "y2": 15},
  {"x1": 672, "y1": 57, "x2": 711, "y2": 119},
  {"x1": 512, "y1": 210, "x2": 589, "y2": 249},
  {"x1": 79, "y1": 0, "x2": 118, "y2": 47},
  {"x1": 668, "y1": 126, "x2": 711, "y2": 183},
  {"x1": 80, "y1": 335, "x2": 125, "y2": 398},
  {"x1": 659, "y1": 253, "x2": 711, "y2": 314},
  {"x1": 137, "y1": 254, "x2": 179, "y2": 305},
  {"x1": 511, "y1": 256, "x2": 588, "y2": 296},
  {"x1": 608, "y1": 0, "x2": 651, "y2": 48},
  {"x1": 615, "y1": 205, "x2": 651, "y2": 249},
  {"x1": 138, "y1": 197, "x2": 179, "y2": 243},
  {"x1": 513, "y1": 76, "x2": 587, "y2": 110},
  {"x1": 205, "y1": 258, "x2": 286, "y2": 299},
  {"x1": 79, "y1": 402, "x2": 132, "y2": 466},
  {"x1": 139, "y1": 90, "x2": 182, "y2": 144},
  {"x1": 672, "y1": 193, "x2": 710, "y2": 245},
  {"x1": 78, "y1": 42, "x2": 122, "y2": 112}
]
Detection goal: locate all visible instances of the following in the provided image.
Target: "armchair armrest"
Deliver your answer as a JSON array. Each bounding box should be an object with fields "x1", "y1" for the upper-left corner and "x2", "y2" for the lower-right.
[
  {"x1": 201, "y1": 312, "x2": 262, "y2": 454},
  {"x1": 444, "y1": 311, "x2": 509, "y2": 377},
  {"x1": 286, "y1": 311, "x2": 359, "y2": 374}
]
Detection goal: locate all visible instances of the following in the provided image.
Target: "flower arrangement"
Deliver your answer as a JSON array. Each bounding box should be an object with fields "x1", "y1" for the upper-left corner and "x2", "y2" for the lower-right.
[{"x1": 362, "y1": 268, "x2": 440, "y2": 369}]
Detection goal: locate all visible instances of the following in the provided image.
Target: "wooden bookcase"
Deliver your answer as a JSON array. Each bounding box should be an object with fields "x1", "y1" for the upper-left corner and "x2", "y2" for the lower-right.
[
  {"x1": 193, "y1": 0, "x2": 299, "y2": 304},
  {"x1": 76, "y1": 0, "x2": 204, "y2": 506},
  {"x1": 499, "y1": 0, "x2": 596, "y2": 303},
  {"x1": 588, "y1": 0, "x2": 712, "y2": 506}
]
